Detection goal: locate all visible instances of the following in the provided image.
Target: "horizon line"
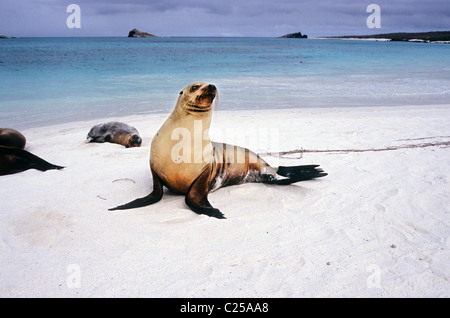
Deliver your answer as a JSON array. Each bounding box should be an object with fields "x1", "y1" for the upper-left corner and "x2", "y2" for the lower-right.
[{"x1": 2, "y1": 30, "x2": 449, "y2": 39}]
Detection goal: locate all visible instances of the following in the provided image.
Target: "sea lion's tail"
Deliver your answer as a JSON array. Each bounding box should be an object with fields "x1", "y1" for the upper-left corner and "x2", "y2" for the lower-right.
[{"x1": 262, "y1": 165, "x2": 327, "y2": 185}]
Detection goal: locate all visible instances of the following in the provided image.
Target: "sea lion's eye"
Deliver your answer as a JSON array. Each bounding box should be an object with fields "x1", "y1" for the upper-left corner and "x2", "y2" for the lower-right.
[
  {"x1": 190, "y1": 85, "x2": 200, "y2": 92},
  {"x1": 179, "y1": 91, "x2": 183, "y2": 95}
]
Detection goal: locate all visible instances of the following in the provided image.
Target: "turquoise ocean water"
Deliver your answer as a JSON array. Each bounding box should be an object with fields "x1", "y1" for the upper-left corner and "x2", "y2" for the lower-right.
[{"x1": 0, "y1": 37, "x2": 449, "y2": 129}]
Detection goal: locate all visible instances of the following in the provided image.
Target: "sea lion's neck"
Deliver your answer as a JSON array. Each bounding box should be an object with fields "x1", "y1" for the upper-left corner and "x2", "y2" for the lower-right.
[{"x1": 171, "y1": 104, "x2": 213, "y2": 128}]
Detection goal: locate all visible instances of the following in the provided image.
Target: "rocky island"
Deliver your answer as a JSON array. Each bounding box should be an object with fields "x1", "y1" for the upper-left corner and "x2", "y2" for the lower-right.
[
  {"x1": 280, "y1": 32, "x2": 308, "y2": 39},
  {"x1": 0, "y1": 35, "x2": 16, "y2": 39},
  {"x1": 128, "y1": 28, "x2": 157, "y2": 38},
  {"x1": 323, "y1": 31, "x2": 450, "y2": 43}
]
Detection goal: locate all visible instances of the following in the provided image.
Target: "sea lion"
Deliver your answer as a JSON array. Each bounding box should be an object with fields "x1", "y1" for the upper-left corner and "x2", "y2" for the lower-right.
[
  {"x1": 0, "y1": 128, "x2": 64, "y2": 176},
  {"x1": 110, "y1": 82, "x2": 327, "y2": 219},
  {"x1": 0, "y1": 128, "x2": 26, "y2": 149},
  {"x1": 87, "y1": 122, "x2": 142, "y2": 148}
]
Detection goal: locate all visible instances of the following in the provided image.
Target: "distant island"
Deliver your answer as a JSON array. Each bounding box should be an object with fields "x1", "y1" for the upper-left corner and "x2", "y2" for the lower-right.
[
  {"x1": 0, "y1": 35, "x2": 16, "y2": 39},
  {"x1": 280, "y1": 32, "x2": 308, "y2": 39},
  {"x1": 322, "y1": 31, "x2": 450, "y2": 43},
  {"x1": 128, "y1": 28, "x2": 157, "y2": 38}
]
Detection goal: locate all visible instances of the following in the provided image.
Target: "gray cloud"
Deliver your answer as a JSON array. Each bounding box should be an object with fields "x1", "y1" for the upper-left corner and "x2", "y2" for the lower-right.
[
  {"x1": 0, "y1": 0, "x2": 448, "y2": 37},
  {"x1": 83, "y1": 0, "x2": 237, "y2": 15}
]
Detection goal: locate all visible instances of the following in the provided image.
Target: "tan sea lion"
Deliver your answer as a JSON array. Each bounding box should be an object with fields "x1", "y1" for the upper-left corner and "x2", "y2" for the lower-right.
[
  {"x1": 110, "y1": 82, "x2": 327, "y2": 219},
  {"x1": 87, "y1": 122, "x2": 142, "y2": 148},
  {"x1": 0, "y1": 128, "x2": 64, "y2": 176}
]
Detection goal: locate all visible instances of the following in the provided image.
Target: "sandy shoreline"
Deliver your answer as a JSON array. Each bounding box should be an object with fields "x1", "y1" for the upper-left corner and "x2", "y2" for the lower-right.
[{"x1": 1, "y1": 105, "x2": 449, "y2": 297}]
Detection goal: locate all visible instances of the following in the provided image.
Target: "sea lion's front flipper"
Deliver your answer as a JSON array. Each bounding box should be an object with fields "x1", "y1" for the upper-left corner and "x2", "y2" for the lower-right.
[
  {"x1": 109, "y1": 169, "x2": 164, "y2": 211},
  {"x1": 185, "y1": 166, "x2": 226, "y2": 219}
]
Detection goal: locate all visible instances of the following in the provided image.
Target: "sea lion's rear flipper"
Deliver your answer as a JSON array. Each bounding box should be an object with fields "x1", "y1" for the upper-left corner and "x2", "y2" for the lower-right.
[
  {"x1": 18, "y1": 148, "x2": 65, "y2": 172},
  {"x1": 109, "y1": 169, "x2": 164, "y2": 211},
  {"x1": 277, "y1": 165, "x2": 327, "y2": 180},
  {"x1": 0, "y1": 146, "x2": 64, "y2": 176},
  {"x1": 185, "y1": 166, "x2": 226, "y2": 219},
  {"x1": 261, "y1": 164, "x2": 327, "y2": 185}
]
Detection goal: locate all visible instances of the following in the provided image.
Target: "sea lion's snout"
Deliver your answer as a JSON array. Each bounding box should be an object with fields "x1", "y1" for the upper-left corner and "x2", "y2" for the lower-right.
[
  {"x1": 127, "y1": 134, "x2": 142, "y2": 147},
  {"x1": 207, "y1": 84, "x2": 216, "y2": 93},
  {"x1": 200, "y1": 83, "x2": 216, "y2": 97},
  {"x1": 195, "y1": 83, "x2": 217, "y2": 104},
  {"x1": 132, "y1": 135, "x2": 142, "y2": 144}
]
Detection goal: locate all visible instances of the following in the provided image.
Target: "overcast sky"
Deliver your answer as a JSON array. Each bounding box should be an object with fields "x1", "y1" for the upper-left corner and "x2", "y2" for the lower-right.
[{"x1": 1, "y1": 0, "x2": 449, "y2": 37}]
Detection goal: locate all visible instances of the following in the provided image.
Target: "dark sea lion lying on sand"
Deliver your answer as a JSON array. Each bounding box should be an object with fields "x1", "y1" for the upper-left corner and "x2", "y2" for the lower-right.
[
  {"x1": 0, "y1": 128, "x2": 64, "y2": 176},
  {"x1": 87, "y1": 122, "x2": 142, "y2": 148}
]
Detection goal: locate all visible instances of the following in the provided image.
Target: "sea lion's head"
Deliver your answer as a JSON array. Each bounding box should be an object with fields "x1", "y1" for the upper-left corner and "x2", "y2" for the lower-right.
[
  {"x1": 177, "y1": 82, "x2": 217, "y2": 115},
  {"x1": 125, "y1": 134, "x2": 142, "y2": 148},
  {"x1": 0, "y1": 128, "x2": 26, "y2": 149}
]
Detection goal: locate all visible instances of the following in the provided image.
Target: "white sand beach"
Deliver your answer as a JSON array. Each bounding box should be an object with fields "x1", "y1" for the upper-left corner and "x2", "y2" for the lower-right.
[{"x1": 1, "y1": 105, "x2": 449, "y2": 297}]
